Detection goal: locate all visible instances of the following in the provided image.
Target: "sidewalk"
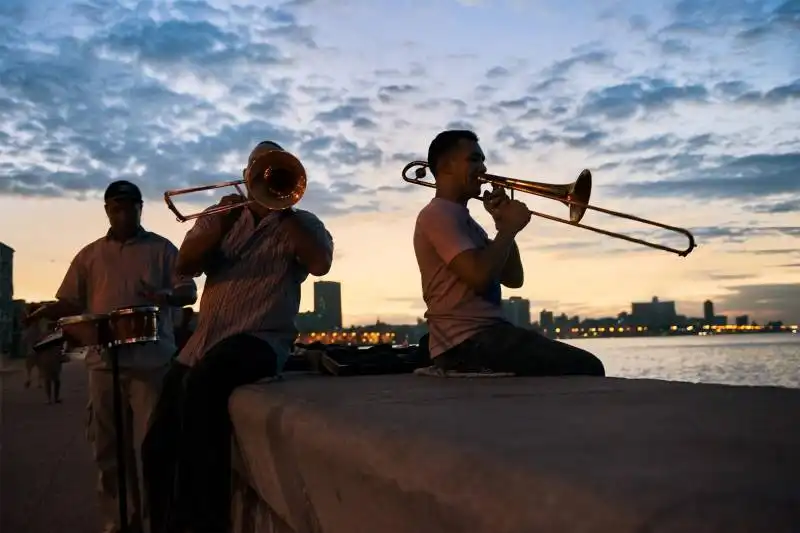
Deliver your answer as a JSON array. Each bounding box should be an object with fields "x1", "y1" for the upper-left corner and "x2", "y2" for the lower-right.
[{"x1": 1, "y1": 360, "x2": 101, "y2": 533}]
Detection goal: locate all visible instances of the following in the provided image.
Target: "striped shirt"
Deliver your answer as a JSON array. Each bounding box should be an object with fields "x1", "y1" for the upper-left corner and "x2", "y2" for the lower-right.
[
  {"x1": 56, "y1": 228, "x2": 196, "y2": 370},
  {"x1": 176, "y1": 206, "x2": 333, "y2": 371}
]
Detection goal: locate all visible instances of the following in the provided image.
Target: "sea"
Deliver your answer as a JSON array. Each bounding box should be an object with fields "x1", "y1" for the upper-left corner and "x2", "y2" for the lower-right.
[{"x1": 565, "y1": 333, "x2": 800, "y2": 389}]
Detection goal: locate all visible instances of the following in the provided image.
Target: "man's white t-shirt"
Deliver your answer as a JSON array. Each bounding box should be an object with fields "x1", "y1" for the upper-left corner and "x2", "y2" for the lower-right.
[{"x1": 413, "y1": 198, "x2": 506, "y2": 358}]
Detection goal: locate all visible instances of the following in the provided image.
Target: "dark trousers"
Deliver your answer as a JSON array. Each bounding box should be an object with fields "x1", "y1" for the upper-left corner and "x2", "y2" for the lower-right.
[
  {"x1": 142, "y1": 334, "x2": 277, "y2": 533},
  {"x1": 434, "y1": 323, "x2": 606, "y2": 376}
]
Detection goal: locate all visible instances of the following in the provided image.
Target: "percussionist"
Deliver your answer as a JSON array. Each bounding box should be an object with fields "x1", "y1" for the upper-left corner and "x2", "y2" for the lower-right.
[{"x1": 25, "y1": 180, "x2": 197, "y2": 533}]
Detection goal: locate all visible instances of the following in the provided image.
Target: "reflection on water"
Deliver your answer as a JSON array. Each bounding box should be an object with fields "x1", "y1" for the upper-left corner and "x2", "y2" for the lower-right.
[{"x1": 566, "y1": 333, "x2": 800, "y2": 389}]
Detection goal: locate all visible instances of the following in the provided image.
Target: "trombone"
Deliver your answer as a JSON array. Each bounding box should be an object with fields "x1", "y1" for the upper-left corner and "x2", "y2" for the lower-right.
[
  {"x1": 401, "y1": 161, "x2": 697, "y2": 257},
  {"x1": 164, "y1": 150, "x2": 308, "y2": 222}
]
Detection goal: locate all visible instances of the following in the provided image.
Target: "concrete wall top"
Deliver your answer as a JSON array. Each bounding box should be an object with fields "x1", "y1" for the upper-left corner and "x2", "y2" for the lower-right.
[{"x1": 230, "y1": 375, "x2": 800, "y2": 533}]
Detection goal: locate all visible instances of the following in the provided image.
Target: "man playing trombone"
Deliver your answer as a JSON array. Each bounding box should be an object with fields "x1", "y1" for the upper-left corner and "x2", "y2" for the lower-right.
[
  {"x1": 142, "y1": 140, "x2": 334, "y2": 533},
  {"x1": 413, "y1": 130, "x2": 605, "y2": 376}
]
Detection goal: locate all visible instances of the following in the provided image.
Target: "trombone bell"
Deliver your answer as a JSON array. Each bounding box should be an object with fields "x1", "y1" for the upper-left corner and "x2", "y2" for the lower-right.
[
  {"x1": 247, "y1": 150, "x2": 307, "y2": 210},
  {"x1": 164, "y1": 150, "x2": 308, "y2": 222},
  {"x1": 483, "y1": 170, "x2": 592, "y2": 223}
]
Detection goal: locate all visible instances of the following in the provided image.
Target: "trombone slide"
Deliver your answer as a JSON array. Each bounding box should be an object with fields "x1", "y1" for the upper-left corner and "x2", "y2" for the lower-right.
[{"x1": 401, "y1": 160, "x2": 697, "y2": 257}]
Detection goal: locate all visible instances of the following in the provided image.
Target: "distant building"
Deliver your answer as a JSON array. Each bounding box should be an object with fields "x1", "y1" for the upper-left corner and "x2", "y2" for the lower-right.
[
  {"x1": 735, "y1": 315, "x2": 749, "y2": 327},
  {"x1": 703, "y1": 300, "x2": 714, "y2": 323},
  {"x1": 313, "y1": 281, "x2": 342, "y2": 330},
  {"x1": 0, "y1": 243, "x2": 14, "y2": 355},
  {"x1": 630, "y1": 296, "x2": 678, "y2": 329},
  {"x1": 502, "y1": 297, "x2": 531, "y2": 328},
  {"x1": 539, "y1": 309, "x2": 554, "y2": 333},
  {"x1": 296, "y1": 310, "x2": 325, "y2": 332}
]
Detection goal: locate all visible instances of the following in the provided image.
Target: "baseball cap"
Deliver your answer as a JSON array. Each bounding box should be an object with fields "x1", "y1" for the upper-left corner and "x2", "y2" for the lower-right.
[{"x1": 104, "y1": 180, "x2": 143, "y2": 203}]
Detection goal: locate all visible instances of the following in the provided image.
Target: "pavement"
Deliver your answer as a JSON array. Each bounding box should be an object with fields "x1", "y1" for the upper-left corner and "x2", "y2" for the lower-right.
[{"x1": 1, "y1": 359, "x2": 101, "y2": 533}]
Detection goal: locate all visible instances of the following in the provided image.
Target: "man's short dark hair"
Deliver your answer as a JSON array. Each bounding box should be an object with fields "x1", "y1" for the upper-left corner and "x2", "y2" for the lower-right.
[
  {"x1": 427, "y1": 130, "x2": 479, "y2": 177},
  {"x1": 104, "y1": 180, "x2": 143, "y2": 203},
  {"x1": 249, "y1": 140, "x2": 284, "y2": 164},
  {"x1": 256, "y1": 140, "x2": 284, "y2": 151}
]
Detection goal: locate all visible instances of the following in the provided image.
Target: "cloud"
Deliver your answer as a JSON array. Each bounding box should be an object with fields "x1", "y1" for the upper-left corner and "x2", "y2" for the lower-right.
[
  {"x1": 0, "y1": 0, "x2": 389, "y2": 216},
  {"x1": 733, "y1": 248, "x2": 800, "y2": 256},
  {"x1": 748, "y1": 198, "x2": 800, "y2": 214},
  {"x1": 734, "y1": 79, "x2": 800, "y2": 107},
  {"x1": 606, "y1": 152, "x2": 800, "y2": 201},
  {"x1": 1, "y1": 0, "x2": 798, "y2": 233},
  {"x1": 716, "y1": 283, "x2": 800, "y2": 324},
  {"x1": 545, "y1": 50, "x2": 614, "y2": 78},
  {"x1": 578, "y1": 77, "x2": 709, "y2": 121},
  {"x1": 485, "y1": 66, "x2": 511, "y2": 79}
]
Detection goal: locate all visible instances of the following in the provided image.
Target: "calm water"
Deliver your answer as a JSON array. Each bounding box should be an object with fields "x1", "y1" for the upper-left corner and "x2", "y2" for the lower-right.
[{"x1": 566, "y1": 333, "x2": 800, "y2": 389}]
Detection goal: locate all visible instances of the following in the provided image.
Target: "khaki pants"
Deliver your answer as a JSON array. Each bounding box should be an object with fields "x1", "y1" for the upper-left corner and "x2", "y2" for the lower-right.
[
  {"x1": 88, "y1": 366, "x2": 166, "y2": 533},
  {"x1": 25, "y1": 352, "x2": 41, "y2": 388}
]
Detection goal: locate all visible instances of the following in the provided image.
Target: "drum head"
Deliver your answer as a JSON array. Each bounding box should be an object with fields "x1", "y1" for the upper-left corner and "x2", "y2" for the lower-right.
[
  {"x1": 111, "y1": 305, "x2": 160, "y2": 316},
  {"x1": 33, "y1": 330, "x2": 65, "y2": 351},
  {"x1": 57, "y1": 313, "x2": 109, "y2": 326}
]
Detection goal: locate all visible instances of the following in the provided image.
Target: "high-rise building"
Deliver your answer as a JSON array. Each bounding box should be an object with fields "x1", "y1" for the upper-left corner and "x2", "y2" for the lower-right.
[
  {"x1": 630, "y1": 296, "x2": 678, "y2": 329},
  {"x1": 502, "y1": 297, "x2": 531, "y2": 328},
  {"x1": 314, "y1": 281, "x2": 342, "y2": 329},
  {"x1": 735, "y1": 315, "x2": 749, "y2": 327},
  {"x1": 703, "y1": 300, "x2": 714, "y2": 323},
  {"x1": 539, "y1": 309, "x2": 554, "y2": 332},
  {"x1": 0, "y1": 243, "x2": 14, "y2": 355}
]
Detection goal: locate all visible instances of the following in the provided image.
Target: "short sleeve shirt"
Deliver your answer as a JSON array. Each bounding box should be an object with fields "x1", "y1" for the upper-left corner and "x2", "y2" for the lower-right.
[{"x1": 413, "y1": 198, "x2": 505, "y2": 358}]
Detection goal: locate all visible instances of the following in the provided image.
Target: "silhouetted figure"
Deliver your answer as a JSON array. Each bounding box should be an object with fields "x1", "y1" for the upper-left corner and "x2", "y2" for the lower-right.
[
  {"x1": 142, "y1": 140, "x2": 335, "y2": 533},
  {"x1": 413, "y1": 130, "x2": 604, "y2": 376}
]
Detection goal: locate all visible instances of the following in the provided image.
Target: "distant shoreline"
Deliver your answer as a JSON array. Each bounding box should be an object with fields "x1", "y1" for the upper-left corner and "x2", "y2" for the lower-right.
[{"x1": 551, "y1": 330, "x2": 797, "y2": 341}]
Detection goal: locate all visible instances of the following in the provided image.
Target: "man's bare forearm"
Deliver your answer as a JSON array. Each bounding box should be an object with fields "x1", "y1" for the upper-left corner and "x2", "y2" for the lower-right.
[
  {"x1": 285, "y1": 216, "x2": 333, "y2": 276},
  {"x1": 474, "y1": 229, "x2": 517, "y2": 290},
  {"x1": 30, "y1": 299, "x2": 83, "y2": 323},
  {"x1": 501, "y1": 241, "x2": 524, "y2": 288}
]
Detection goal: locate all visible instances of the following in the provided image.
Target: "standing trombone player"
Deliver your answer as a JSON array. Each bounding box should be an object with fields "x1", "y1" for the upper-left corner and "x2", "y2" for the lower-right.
[
  {"x1": 142, "y1": 140, "x2": 334, "y2": 533},
  {"x1": 412, "y1": 129, "x2": 605, "y2": 376}
]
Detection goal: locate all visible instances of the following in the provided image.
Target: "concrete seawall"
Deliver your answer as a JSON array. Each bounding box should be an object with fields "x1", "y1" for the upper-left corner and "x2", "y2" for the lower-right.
[{"x1": 228, "y1": 374, "x2": 800, "y2": 533}]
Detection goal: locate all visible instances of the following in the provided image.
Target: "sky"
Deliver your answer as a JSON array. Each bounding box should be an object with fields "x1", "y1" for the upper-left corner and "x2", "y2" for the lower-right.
[{"x1": 1, "y1": 0, "x2": 799, "y2": 326}]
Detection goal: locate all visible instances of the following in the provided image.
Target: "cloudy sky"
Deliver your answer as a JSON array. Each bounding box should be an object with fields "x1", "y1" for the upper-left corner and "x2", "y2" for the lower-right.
[{"x1": 1, "y1": 0, "x2": 799, "y2": 326}]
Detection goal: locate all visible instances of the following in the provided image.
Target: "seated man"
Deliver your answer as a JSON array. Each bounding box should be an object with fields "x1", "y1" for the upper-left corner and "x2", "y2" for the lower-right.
[
  {"x1": 142, "y1": 140, "x2": 334, "y2": 533},
  {"x1": 413, "y1": 129, "x2": 605, "y2": 376}
]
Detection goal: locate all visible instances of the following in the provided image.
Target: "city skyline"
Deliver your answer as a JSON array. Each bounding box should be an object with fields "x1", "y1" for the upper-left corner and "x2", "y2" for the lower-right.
[{"x1": 1, "y1": 0, "x2": 798, "y2": 326}]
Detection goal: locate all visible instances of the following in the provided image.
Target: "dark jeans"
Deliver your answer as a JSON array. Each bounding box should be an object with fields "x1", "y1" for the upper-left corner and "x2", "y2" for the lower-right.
[
  {"x1": 142, "y1": 334, "x2": 277, "y2": 533},
  {"x1": 434, "y1": 323, "x2": 605, "y2": 376}
]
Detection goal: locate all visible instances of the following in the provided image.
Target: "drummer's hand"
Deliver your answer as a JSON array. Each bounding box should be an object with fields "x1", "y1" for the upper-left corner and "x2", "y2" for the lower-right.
[
  {"x1": 22, "y1": 308, "x2": 43, "y2": 327},
  {"x1": 139, "y1": 281, "x2": 172, "y2": 306}
]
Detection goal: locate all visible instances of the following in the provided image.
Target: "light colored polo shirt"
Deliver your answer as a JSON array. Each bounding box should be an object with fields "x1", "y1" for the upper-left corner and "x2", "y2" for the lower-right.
[{"x1": 56, "y1": 228, "x2": 196, "y2": 370}]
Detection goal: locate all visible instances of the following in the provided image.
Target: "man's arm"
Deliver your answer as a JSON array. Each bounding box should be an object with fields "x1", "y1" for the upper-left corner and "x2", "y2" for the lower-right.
[
  {"x1": 27, "y1": 299, "x2": 83, "y2": 324},
  {"x1": 175, "y1": 200, "x2": 239, "y2": 278},
  {"x1": 498, "y1": 240, "x2": 524, "y2": 288},
  {"x1": 27, "y1": 253, "x2": 88, "y2": 324},
  {"x1": 163, "y1": 243, "x2": 198, "y2": 306},
  {"x1": 421, "y1": 206, "x2": 517, "y2": 294},
  {"x1": 285, "y1": 211, "x2": 334, "y2": 277}
]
